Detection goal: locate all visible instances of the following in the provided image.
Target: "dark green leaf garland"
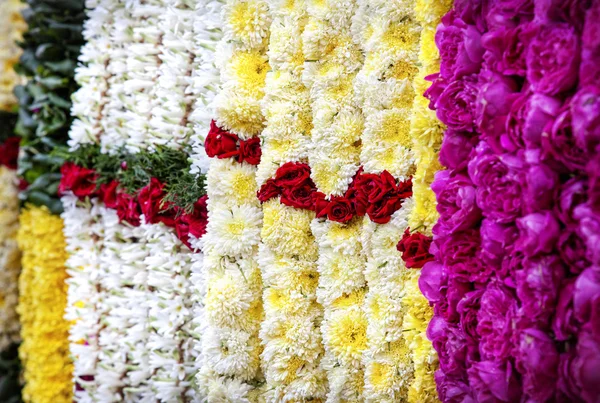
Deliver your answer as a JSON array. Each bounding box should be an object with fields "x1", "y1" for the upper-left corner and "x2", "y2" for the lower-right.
[
  {"x1": 58, "y1": 144, "x2": 207, "y2": 215},
  {"x1": 13, "y1": 0, "x2": 85, "y2": 214}
]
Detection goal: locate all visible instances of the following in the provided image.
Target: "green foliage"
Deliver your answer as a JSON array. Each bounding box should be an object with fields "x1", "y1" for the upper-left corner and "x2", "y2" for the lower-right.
[
  {"x1": 61, "y1": 144, "x2": 207, "y2": 214},
  {"x1": 13, "y1": 0, "x2": 85, "y2": 214},
  {"x1": 0, "y1": 111, "x2": 18, "y2": 144},
  {"x1": 0, "y1": 344, "x2": 22, "y2": 403}
]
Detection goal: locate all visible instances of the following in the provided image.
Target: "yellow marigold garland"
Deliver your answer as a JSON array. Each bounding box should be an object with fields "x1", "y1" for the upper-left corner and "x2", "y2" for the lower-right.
[
  {"x1": 17, "y1": 205, "x2": 73, "y2": 403},
  {"x1": 0, "y1": 166, "x2": 20, "y2": 351},
  {"x1": 257, "y1": 1, "x2": 327, "y2": 401},
  {"x1": 405, "y1": 0, "x2": 453, "y2": 401}
]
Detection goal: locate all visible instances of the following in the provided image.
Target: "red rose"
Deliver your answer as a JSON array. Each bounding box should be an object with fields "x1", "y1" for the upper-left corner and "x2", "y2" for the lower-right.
[
  {"x1": 312, "y1": 191, "x2": 329, "y2": 218},
  {"x1": 274, "y1": 162, "x2": 312, "y2": 187},
  {"x1": 116, "y1": 192, "x2": 141, "y2": 226},
  {"x1": 397, "y1": 228, "x2": 435, "y2": 268},
  {"x1": 367, "y1": 195, "x2": 402, "y2": 224},
  {"x1": 257, "y1": 179, "x2": 281, "y2": 202},
  {"x1": 238, "y1": 137, "x2": 261, "y2": 165},
  {"x1": 355, "y1": 171, "x2": 396, "y2": 203},
  {"x1": 204, "y1": 120, "x2": 240, "y2": 159},
  {"x1": 326, "y1": 196, "x2": 354, "y2": 223},
  {"x1": 0, "y1": 137, "x2": 20, "y2": 170},
  {"x1": 100, "y1": 180, "x2": 119, "y2": 209},
  {"x1": 138, "y1": 178, "x2": 178, "y2": 226},
  {"x1": 280, "y1": 182, "x2": 316, "y2": 210},
  {"x1": 59, "y1": 162, "x2": 98, "y2": 199},
  {"x1": 396, "y1": 177, "x2": 413, "y2": 199},
  {"x1": 176, "y1": 195, "x2": 208, "y2": 248}
]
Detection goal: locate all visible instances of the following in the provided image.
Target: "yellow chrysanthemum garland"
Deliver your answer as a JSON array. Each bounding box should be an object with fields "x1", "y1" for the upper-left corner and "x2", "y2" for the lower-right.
[
  {"x1": 0, "y1": 0, "x2": 26, "y2": 112},
  {"x1": 0, "y1": 166, "x2": 21, "y2": 351},
  {"x1": 17, "y1": 205, "x2": 73, "y2": 403},
  {"x1": 257, "y1": 1, "x2": 327, "y2": 401},
  {"x1": 352, "y1": 1, "x2": 422, "y2": 401},
  {"x1": 404, "y1": 0, "x2": 453, "y2": 401},
  {"x1": 198, "y1": 1, "x2": 270, "y2": 400},
  {"x1": 303, "y1": 1, "x2": 367, "y2": 400}
]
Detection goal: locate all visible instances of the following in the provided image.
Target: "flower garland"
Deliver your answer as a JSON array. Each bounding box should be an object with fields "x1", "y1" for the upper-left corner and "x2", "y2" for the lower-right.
[
  {"x1": 301, "y1": 1, "x2": 368, "y2": 400},
  {"x1": 17, "y1": 205, "x2": 73, "y2": 403},
  {"x1": 256, "y1": 1, "x2": 327, "y2": 401},
  {"x1": 351, "y1": 1, "x2": 424, "y2": 401},
  {"x1": 421, "y1": 1, "x2": 600, "y2": 401},
  {"x1": 0, "y1": 0, "x2": 26, "y2": 112},
  {"x1": 198, "y1": 0, "x2": 270, "y2": 399}
]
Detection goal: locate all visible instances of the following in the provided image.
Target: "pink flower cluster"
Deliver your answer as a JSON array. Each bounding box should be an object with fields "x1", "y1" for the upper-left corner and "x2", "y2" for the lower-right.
[{"x1": 421, "y1": 0, "x2": 600, "y2": 401}]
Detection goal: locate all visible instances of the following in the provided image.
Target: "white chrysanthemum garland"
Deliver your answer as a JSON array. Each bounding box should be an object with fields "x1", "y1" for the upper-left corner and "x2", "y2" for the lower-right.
[
  {"x1": 189, "y1": 0, "x2": 224, "y2": 176},
  {"x1": 351, "y1": 1, "x2": 423, "y2": 401},
  {"x1": 198, "y1": 0, "x2": 270, "y2": 400},
  {"x1": 302, "y1": 1, "x2": 368, "y2": 401},
  {"x1": 0, "y1": 166, "x2": 21, "y2": 352},
  {"x1": 0, "y1": 0, "x2": 26, "y2": 111},
  {"x1": 257, "y1": 2, "x2": 327, "y2": 401}
]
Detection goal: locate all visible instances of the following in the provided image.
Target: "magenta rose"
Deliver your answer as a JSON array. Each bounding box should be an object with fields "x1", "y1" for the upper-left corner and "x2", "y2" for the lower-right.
[
  {"x1": 558, "y1": 231, "x2": 590, "y2": 275},
  {"x1": 432, "y1": 170, "x2": 482, "y2": 238},
  {"x1": 552, "y1": 278, "x2": 578, "y2": 341},
  {"x1": 482, "y1": 24, "x2": 535, "y2": 76},
  {"x1": 435, "y1": 370, "x2": 475, "y2": 403},
  {"x1": 555, "y1": 178, "x2": 587, "y2": 226},
  {"x1": 424, "y1": 73, "x2": 447, "y2": 109},
  {"x1": 435, "y1": 277, "x2": 473, "y2": 324},
  {"x1": 516, "y1": 254, "x2": 565, "y2": 327},
  {"x1": 434, "y1": 74, "x2": 479, "y2": 133},
  {"x1": 477, "y1": 283, "x2": 518, "y2": 360},
  {"x1": 475, "y1": 71, "x2": 519, "y2": 153},
  {"x1": 453, "y1": 0, "x2": 486, "y2": 31},
  {"x1": 535, "y1": 0, "x2": 590, "y2": 31},
  {"x1": 485, "y1": 0, "x2": 535, "y2": 29},
  {"x1": 515, "y1": 328, "x2": 559, "y2": 402},
  {"x1": 439, "y1": 129, "x2": 478, "y2": 171},
  {"x1": 522, "y1": 162, "x2": 558, "y2": 214},
  {"x1": 573, "y1": 267, "x2": 600, "y2": 325},
  {"x1": 439, "y1": 229, "x2": 490, "y2": 284},
  {"x1": 516, "y1": 211, "x2": 560, "y2": 256},
  {"x1": 419, "y1": 261, "x2": 446, "y2": 304},
  {"x1": 542, "y1": 105, "x2": 589, "y2": 173},
  {"x1": 506, "y1": 91, "x2": 562, "y2": 149},
  {"x1": 498, "y1": 250, "x2": 524, "y2": 288},
  {"x1": 526, "y1": 23, "x2": 580, "y2": 96},
  {"x1": 480, "y1": 219, "x2": 518, "y2": 268},
  {"x1": 436, "y1": 11, "x2": 485, "y2": 80},
  {"x1": 566, "y1": 327, "x2": 600, "y2": 402},
  {"x1": 571, "y1": 86, "x2": 600, "y2": 152},
  {"x1": 457, "y1": 289, "x2": 484, "y2": 342},
  {"x1": 580, "y1": 2, "x2": 600, "y2": 85},
  {"x1": 468, "y1": 143, "x2": 524, "y2": 223},
  {"x1": 438, "y1": 325, "x2": 470, "y2": 376},
  {"x1": 587, "y1": 154, "x2": 600, "y2": 213},
  {"x1": 467, "y1": 360, "x2": 522, "y2": 403},
  {"x1": 574, "y1": 204, "x2": 600, "y2": 265}
]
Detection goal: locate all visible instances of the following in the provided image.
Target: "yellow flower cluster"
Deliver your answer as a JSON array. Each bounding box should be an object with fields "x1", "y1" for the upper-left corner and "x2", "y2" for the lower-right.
[
  {"x1": 199, "y1": 1, "x2": 270, "y2": 399},
  {"x1": 0, "y1": 0, "x2": 26, "y2": 112},
  {"x1": 17, "y1": 205, "x2": 73, "y2": 403},
  {"x1": 404, "y1": 1, "x2": 453, "y2": 401},
  {"x1": 0, "y1": 166, "x2": 21, "y2": 352},
  {"x1": 257, "y1": 2, "x2": 327, "y2": 401}
]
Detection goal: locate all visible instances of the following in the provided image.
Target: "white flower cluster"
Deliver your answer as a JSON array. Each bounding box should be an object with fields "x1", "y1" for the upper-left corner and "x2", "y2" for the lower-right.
[
  {"x1": 189, "y1": 1, "x2": 224, "y2": 176},
  {"x1": 0, "y1": 167, "x2": 21, "y2": 352},
  {"x1": 302, "y1": 0, "x2": 364, "y2": 197},
  {"x1": 198, "y1": 1, "x2": 270, "y2": 399},
  {"x1": 0, "y1": 0, "x2": 26, "y2": 111},
  {"x1": 360, "y1": 199, "x2": 416, "y2": 402}
]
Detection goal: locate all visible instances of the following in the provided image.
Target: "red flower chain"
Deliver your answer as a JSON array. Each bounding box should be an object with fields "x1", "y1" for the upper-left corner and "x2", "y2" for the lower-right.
[
  {"x1": 205, "y1": 120, "x2": 261, "y2": 165},
  {"x1": 258, "y1": 162, "x2": 413, "y2": 224},
  {"x1": 59, "y1": 162, "x2": 208, "y2": 250}
]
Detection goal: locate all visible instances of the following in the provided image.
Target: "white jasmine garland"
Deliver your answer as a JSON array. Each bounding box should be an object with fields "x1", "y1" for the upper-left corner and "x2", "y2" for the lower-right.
[
  {"x1": 0, "y1": 0, "x2": 26, "y2": 111},
  {"x1": 0, "y1": 167, "x2": 21, "y2": 352}
]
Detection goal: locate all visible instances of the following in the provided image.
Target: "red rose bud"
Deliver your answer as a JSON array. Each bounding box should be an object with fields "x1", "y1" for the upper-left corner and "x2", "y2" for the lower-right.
[
  {"x1": 274, "y1": 162, "x2": 312, "y2": 188},
  {"x1": 397, "y1": 228, "x2": 434, "y2": 269},
  {"x1": 280, "y1": 182, "x2": 316, "y2": 210},
  {"x1": 238, "y1": 137, "x2": 262, "y2": 165},
  {"x1": 326, "y1": 196, "x2": 354, "y2": 223},
  {"x1": 0, "y1": 137, "x2": 20, "y2": 170},
  {"x1": 59, "y1": 162, "x2": 98, "y2": 199},
  {"x1": 257, "y1": 179, "x2": 281, "y2": 202},
  {"x1": 121, "y1": 161, "x2": 128, "y2": 170},
  {"x1": 204, "y1": 120, "x2": 240, "y2": 159}
]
